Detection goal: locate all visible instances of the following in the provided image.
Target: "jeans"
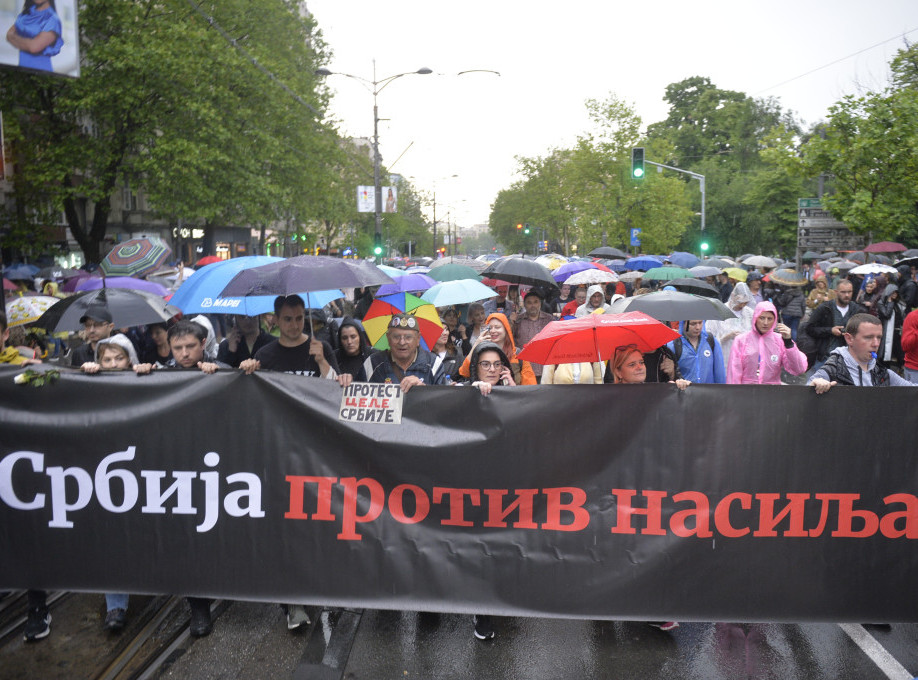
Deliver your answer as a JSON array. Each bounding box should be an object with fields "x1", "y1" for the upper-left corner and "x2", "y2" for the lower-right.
[
  {"x1": 785, "y1": 316, "x2": 800, "y2": 342},
  {"x1": 905, "y1": 367, "x2": 918, "y2": 384}
]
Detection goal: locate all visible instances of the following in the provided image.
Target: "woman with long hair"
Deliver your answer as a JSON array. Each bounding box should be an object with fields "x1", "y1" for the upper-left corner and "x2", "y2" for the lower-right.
[{"x1": 6, "y1": 0, "x2": 63, "y2": 72}]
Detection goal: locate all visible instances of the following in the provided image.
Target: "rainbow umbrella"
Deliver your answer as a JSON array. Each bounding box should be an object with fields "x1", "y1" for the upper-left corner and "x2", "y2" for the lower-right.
[
  {"x1": 100, "y1": 237, "x2": 172, "y2": 277},
  {"x1": 363, "y1": 293, "x2": 443, "y2": 351}
]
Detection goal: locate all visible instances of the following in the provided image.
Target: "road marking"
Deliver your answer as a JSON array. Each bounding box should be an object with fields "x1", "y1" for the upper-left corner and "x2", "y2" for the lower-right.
[{"x1": 838, "y1": 623, "x2": 913, "y2": 680}]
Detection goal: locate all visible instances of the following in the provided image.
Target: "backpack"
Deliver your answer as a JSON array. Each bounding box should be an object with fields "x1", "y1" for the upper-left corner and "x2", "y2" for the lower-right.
[{"x1": 672, "y1": 334, "x2": 715, "y2": 361}]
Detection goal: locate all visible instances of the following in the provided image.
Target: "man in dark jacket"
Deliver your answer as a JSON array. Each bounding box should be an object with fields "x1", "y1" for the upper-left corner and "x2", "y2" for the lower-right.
[
  {"x1": 805, "y1": 279, "x2": 863, "y2": 372},
  {"x1": 896, "y1": 265, "x2": 917, "y2": 311}
]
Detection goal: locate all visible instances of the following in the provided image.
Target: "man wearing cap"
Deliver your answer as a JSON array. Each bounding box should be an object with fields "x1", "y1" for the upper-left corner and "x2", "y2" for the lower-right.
[
  {"x1": 511, "y1": 289, "x2": 554, "y2": 379},
  {"x1": 746, "y1": 271, "x2": 765, "y2": 308},
  {"x1": 69, "y1": 306, "x2": 114, "y2": 367},
  {"x1": 363, "y1": 313, "x2": 445, "y2": 391}
]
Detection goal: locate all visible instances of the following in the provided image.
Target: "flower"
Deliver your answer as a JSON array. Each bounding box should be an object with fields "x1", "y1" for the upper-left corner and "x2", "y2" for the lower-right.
[
  {"x1": 14, "y1": 373, "x2": 28, "y2": 385},
  {"x1": 14, "y1": 368, "x2": 60, "y2": 387}
]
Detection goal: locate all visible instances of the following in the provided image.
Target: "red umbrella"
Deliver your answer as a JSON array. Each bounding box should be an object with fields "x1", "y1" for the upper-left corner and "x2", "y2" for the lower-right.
[
  {"x1": 517, "y1": 311, "x2": 681, "y2": 365},
  {"x1": 864, "y1": 241, "x2": 907, "y2": 253},
  {"x1": 3, "y1": 278, "x2": 18, "y2": 291},
  {"x1": 195, "y1": 255, "x2": 222, "y2": 267}
]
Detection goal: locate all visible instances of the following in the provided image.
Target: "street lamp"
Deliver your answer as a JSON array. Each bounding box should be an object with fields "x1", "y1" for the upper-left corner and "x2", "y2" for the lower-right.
[{"x1": 315, "y1": 61, "x2": 432, "y2": 258}]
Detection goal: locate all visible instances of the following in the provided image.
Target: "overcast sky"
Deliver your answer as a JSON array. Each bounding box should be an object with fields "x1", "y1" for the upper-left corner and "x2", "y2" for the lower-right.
[{"x1": 306, "y1": 1, "x2": 917, "y2": 231}]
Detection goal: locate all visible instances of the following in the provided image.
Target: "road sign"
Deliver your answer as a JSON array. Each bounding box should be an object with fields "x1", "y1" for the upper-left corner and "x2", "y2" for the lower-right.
[
  {"x1": 630, "y1": 228, "x2": 642, "y2": 247},
  {"x1": 796, "y1": 199, "x2": 865, "y2": 250}
]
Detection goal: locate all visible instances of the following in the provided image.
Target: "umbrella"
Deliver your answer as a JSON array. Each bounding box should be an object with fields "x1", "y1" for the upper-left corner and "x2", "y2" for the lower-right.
[
  {"x1": 428, "y1": 256, "x2": 489, "y2": 272},
  {"x1": 552, "y1": 261, "x2": 610, "y2": 283},
  {"x1": 868, "y1": 254, "x2": 892, "y2": 265},
  {"x1": 700, "y1": 258, "x2": 732, "y2": 269},
  {"x1": 100, "y1": 237, "x2": 172, "y2": 278},
  {"x1": 517, "y1": 311, "x2": 681, "y2": 365},
  {"x1": 75, "y1": 276, "x2": 170, "y2": 297},
  {"x1": 378, "y1": 264, "x2": 407, "y2": 278},
  {"x1": 3, "y1": 278, "x2": 19, "y2": 291},
  {"x1": 194, "y1": 255, "x2": 223, "y2": 267},
  {"x1": 3, "y1": 263, "x2": 39, "y2": 280},
  {"x1": 33, "y1": 288, "x2": 180, "y2": 332},
  {"x1": 588, "y1": 246, "x2": 629, "y2": 259},
  {"x1": 5, "y1": 295, "x2": 60, "y2": 327},
  {"x1": 35, "y1": 266, "x2": 82, "y2": 280},
  {"x1": 564, "y1": 269, "x2": 619, "y2": 286},
  {"x1": 864, "y1": 241, "x2": 906, "y2": 253},
  {"x1": 832, "y1": 261, "x2": 859, "y2": 272},
  {"x1": 894, "y1": 257, "x2": 918, "y2": 269},
  {"x1": 741, "y1": 256, "x2": 778, "y2": 269},
  {"x1": 421, "y1": 279, "x2": 497, "y2": 307},
  {"x1": 623, "y1": 255, "x2": 663, "y2": 271},
  {"x1": 375, "y1": 273, "x2": 438, "y2": 296},
  {"x1": 667, "y1": 278, "x2": 719, "y2": 298},
  {"x1": 689, "y1": 265, "x2": 723, "y2": 278},
  {"x1": 610, "y1": 291, "x2": 734, "y2": 321},
  {"x1": 846, "y1": 251, "x2": 867, "y2": 264},
  {"x1": 426, "y1": 263, "x2": 481, "y2": 283},
  {"x1": 722, "y1": 267, "x2": 748, "y2": 282},
  {"x1": 820, "y1": 251, "x2": 838, "y2": 258},
  {"x1": 220, "y1": 255, "x2": 392, "y2": 299},
  {"x1": 667, "y1": 252, "x2": 701, "y2": 268},
  {"x1": 403, "y1": 266, "x2": 431, "y2": 274},
  {"x1": 363, "y1": 293, "x2": 443, "y2": 351},
  {"x1": 482, "y1": 257, "x2": 557, "y2": 288},
  {"x1": 535, "y1": 253, "x2": 569, "y2": 271},
  {"x1": 618, "y1": 271, "x2": 644, "y2": 283},
  {"x1": 801, "y1": 251, "x2": 823, "y2": 260},
  {"x1": 767, "y1": 269, "x2": 808, "y2": 287},
  {"x1": 171, "y1": 256, "x2": 341, "y2": 316},
  {"x1": 901, "y1": 249, "x2": 918, "y2": 258},
  {"x1": 849, "y1": 263, "x2": 899, "y2": 276},
  {"x1": 642, "y1": 266, "x2": 694, "y2": 282}
]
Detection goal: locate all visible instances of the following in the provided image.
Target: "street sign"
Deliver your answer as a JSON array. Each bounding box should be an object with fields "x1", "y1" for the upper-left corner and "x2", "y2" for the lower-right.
[
  {"x1": 630, "y1": 228, "x2": 642, "y2": 247},
  {"x1": 796, "y1": 199, "x2": 865, "y2": 250}
]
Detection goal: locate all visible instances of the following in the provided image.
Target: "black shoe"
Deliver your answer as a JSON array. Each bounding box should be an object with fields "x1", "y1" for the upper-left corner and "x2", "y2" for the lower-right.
[
  {"x1": 105, "y1": 608, "x2": 127, "y2": 631},
  {"x1": 23, "y1": 606, "x2": 51, "y2": 641},
  {"x1": 473, "y1": 614, "x2": 495, "y2": 640},
  {"x1": 189, "y1": 603, "x2": 212, "y2": 637}
]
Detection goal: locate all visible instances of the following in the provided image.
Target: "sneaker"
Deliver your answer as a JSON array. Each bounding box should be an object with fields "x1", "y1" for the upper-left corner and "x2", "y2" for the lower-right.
[
  {"x1": 648, "y1": 621, "x2": 679, "y2": 631},
  {"x1": 473, "y1": 614, "x2": 495, "y2": 640},
  {"x1": 23, "y1": 606, "x2": 51, "y2": 641},
  {"x1": 286, "y1": 604, "x2": 311, "y2": 630},
  {"x1": 189, "y1": 603, "x2": 212, "y2": 638},
  {"x1": 105, "y1": 608, "x2": 128, "y2": 631}
]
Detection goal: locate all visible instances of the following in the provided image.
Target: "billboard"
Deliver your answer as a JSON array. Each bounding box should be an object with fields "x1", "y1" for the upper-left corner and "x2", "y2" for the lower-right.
[
  {"x1": 0, "y1": 0, "x2": 80, "y2": 78},
  {"x1": 357, "y1": 186, "x2": 397, "y2": 213}
]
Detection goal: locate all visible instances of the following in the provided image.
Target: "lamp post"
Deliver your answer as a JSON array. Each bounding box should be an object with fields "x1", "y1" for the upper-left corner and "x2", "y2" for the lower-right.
[{"x1": 316, "y1": 61, "x2": 432, "y2": 257}]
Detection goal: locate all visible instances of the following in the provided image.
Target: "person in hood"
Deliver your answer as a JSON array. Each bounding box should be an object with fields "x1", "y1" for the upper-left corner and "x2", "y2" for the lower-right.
[
  {"x1": 727, "y1": 302, "x2": 807, "y2": 385},
  {"x1": 902, "y1": 307, "x2": 918, "y2": 383},
  {"x1": 457, "y1": 312, "x2": 536, "y2": 384},
  {"x1": 574, "y1": 284, "x2": 612, "y2": 317},
  {"x1": 876, "y1": 284, "x2": 905, "y2": 367},
  {"x1": 80, "y1": 333, "x2": 139, "y2": 373},
  {"x1": 707, "y1": 282, "x2": 754, "y2": 371},
  {"x1": 666, "y1": 320, "x2": 726, "y2": 384},
  {"x1": 333, "y1": 317, "x2": 377, "y2": 381},
  {"x1": 806, "y1": 274, "x2": 835, "y2": 310},
  {"x1": 809, "y1": 313, "x2": 912, "y2": 391},
  {"x1": 855, "y1": 275, "x2": 884, "y2": 317},
  {"x1": 896, "y1": 265, "x2": 917, "y2": 311}
]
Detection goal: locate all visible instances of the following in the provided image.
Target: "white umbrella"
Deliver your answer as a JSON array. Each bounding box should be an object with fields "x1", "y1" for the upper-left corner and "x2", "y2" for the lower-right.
[
  {"x1": 618, "y1": 271, "x2": 644, "y2": 283},
  {"x1": 690, "y1": 265, "x2": 723, "y2": 278},
  {"x1": 421, "y1": 279, "x2": 497, "y2": 307},
  {"x1": 849, "y1": 263, "x2": 899, "y2": 276},
  {"x1": 741, "y1": 255, "x2": 778, "y2": 268},
  {"x1": 564, "y1": 269, "x2": 619, "y2": 286}
]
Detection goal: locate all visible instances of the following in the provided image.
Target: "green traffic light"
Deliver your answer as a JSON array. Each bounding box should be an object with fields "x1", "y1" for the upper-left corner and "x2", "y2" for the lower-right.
[
  {"x1": 700, "y1": 242, "x2": 710, "y2": 252},
  {"x1": 632, "y1": 168, "x2": 644, "y2": 178}
]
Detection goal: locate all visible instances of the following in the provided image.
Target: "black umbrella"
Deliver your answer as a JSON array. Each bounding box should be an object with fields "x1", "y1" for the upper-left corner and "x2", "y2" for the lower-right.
[
  {"x1": 846, "y1": 251, "x2": 867, "y2": 264},
  {"x1": 34, "y1": 288, "x2": 179, "y2": 332},
  {"x1": 820, "y1": 251, "x2": 838, "y2": 259},
  {"x1": 801, "y1": 251, "x2": 822, "y2": 260},
  {"x1": 609, "y1": 291, "x2": 733, "y2": 321},
  {"x1": 481, "y1": 257, "x2": 558, "y2": 288},
  {"x1": 220, "y1": 255, "x2": 393, "y2": 298},
  {"x1": 894, "y1": 256, "x2": 918, "y2": 269},
  {"x1": 667, "y1": 278, "x2": 720, "y2": 298},
  {"x1": 589, "y1": 246, "x2": 629, "y2": 259},
  {"x1": 901, "y1": 249, "x2": 918, "y2": 258},
  {"x1": 700, "y1": 258, "x2": 732, "y2": 269}
]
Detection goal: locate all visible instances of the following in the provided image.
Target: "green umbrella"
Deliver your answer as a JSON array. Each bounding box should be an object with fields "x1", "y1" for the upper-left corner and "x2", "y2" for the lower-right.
[
  {"x1": 642, "y1": 266, "x2": 693, "y2": 281},
  {"x1": 426, "y1": 263, "x2": 481, "y2": 282}
]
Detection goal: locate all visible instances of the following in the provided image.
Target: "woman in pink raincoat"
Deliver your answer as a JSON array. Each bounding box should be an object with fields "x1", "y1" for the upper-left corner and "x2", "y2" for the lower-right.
[{"x1": 727, "y1": 301, "x2": 808, "y2": 384}]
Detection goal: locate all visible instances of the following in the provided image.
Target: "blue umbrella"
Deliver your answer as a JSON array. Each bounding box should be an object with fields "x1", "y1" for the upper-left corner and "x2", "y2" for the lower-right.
[
  {"x1": 624, "y1": 255, "x2": 663, "y2": 271},
  {"x1": 4, "y1": 263, "x2": 39, "y2": 280},
  {"x1": 170, "y1": 256, "x2": 342, "y2": 315},
  {"x1": 421, "y1": 279, "x2": 497, "y2": 307},
  {"x1": 375, "y1": 272, "x2": 438, "y2": 296},
  {"x1": 667, "y1": 251, "x2": 700, "y2": 268}
]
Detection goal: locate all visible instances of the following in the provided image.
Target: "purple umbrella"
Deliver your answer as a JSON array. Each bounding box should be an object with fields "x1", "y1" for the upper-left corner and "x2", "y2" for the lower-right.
[
  {"x1": 62, "y1": 272, "x2": 101, "y2": 293},
  {"x1": 552, "y1": 261, "x2": 602, "y2": 282},
  {"x1": 75, "y1": 276, "x2": 169, "y2": 297},
  {"x1": 375, "y1": 272, "x2": 438, "y2": 296}
]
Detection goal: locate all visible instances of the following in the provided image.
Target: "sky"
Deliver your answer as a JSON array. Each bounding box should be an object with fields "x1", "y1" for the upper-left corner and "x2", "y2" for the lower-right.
[{"x1": 306, "y1": 0, "x2": 918, "y2": 233}]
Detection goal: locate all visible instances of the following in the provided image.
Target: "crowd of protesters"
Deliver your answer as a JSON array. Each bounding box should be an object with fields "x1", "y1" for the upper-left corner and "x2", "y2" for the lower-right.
[{"x1": 3, "y1": 253, "x2": 918, "y2": 643}]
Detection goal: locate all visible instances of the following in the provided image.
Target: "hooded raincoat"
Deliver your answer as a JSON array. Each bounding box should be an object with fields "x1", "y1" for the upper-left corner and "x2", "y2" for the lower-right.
[
  {"x1": 667, "y1": 321, "x2": 726, "y2": 384},
  {"x1": 574, "y1": 284, "x2": 613, "y2": 317},
  {"x1": 457, "y1": 312, "x2": 536, "y2": 384},
  {"x1": 727, "y1": 301, "x2": 807, "y2": 384}
]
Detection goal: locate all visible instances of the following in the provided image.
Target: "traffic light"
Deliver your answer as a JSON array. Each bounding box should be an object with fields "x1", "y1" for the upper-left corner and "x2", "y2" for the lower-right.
[
  {"x1": 516, "y1": 223, "x2": 523, "y2": 231},
  {"x1": 524, "y1": 223, "x2": 531, "y2": 235},
  {"x1": 373, "y1": 233, "x2": 383, "y2": 256},
  {"x1": 700, "y1": 241, "x2": 710, "y2": 254},
  {"x1": 631, "y1": 147, "x2": 645, "y2": 180}
]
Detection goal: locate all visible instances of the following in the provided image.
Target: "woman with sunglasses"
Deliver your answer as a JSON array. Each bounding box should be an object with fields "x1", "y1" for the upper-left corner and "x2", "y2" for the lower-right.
[{"x1": 611, "y1": 344, "x2": 691, "y2": 391}]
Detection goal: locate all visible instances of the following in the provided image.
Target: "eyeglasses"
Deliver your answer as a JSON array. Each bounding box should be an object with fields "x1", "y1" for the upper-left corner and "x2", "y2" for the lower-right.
[
  {"x1": 479, "y1": 360, "x2": 502, "y2": 370},
  {"x1": 84, "y1": 320, "x2": 111, "y2": 329},
  {"x1": 389, "y1": 333, "x2": 416, "y2": 345}
]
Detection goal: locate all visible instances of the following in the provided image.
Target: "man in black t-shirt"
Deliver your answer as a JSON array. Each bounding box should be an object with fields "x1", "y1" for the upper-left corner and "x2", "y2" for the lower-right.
[{"x1": 241, "y1": 295, "x2": 348, "y2": 385}]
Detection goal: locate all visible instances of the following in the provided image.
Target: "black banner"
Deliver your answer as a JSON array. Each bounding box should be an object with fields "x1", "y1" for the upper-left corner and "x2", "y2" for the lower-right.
[{"x1": 1, "y1": 366, "x2": 917, "y2": 622}]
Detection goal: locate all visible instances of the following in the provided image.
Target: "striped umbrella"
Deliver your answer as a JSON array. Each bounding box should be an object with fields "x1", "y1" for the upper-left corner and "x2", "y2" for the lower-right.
[{"x1": 100, "y1": 237, "x2": 172, "y2": 278}]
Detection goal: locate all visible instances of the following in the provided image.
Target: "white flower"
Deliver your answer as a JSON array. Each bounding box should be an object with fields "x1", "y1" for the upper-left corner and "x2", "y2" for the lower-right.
[{"x1": 14, "y1": 372, "x2": 28, "y2": 384}]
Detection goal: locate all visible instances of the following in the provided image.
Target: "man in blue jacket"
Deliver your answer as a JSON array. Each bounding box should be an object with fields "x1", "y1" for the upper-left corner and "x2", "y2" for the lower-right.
[{"x1": 667, "y1": 319, "x2": 726, "y2": 384}]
